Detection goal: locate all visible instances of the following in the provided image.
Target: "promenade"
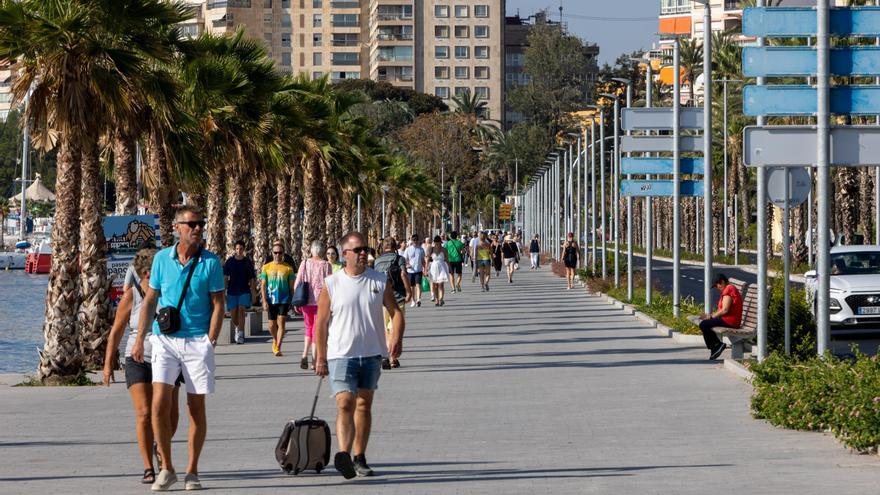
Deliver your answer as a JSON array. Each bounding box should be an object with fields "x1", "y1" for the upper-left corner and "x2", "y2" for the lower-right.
[{"x1": 1, "y1": 268, "x2": 878, "y2": 494}]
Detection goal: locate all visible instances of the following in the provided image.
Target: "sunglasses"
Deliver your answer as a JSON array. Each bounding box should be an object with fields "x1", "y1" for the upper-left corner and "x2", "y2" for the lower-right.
[
  {"x1": 176, "y1": 220, "x2": 206, "y2": 229},
  {"x1": 344, "y1": 246, "x2": 369, "y2": 254},
  {"x1": 272, "y1": 251, "x2": 283, "y2": 255}
]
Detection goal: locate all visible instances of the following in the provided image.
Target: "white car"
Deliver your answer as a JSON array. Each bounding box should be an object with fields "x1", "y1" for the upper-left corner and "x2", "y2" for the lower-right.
[{"x1": 805, "y1": 245, "x2": 880, "y2": 333}]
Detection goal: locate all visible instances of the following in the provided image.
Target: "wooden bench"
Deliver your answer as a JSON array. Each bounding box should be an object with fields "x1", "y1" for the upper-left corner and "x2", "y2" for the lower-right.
[{"x1": 687, "y1": 278, "x2": 758, "y2": 359}]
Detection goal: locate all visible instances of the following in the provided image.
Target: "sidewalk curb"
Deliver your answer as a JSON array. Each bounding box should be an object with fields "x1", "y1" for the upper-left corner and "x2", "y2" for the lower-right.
[
  {"x1": 632, "y1": 252, "x2": 806, "y2": 283},
  {"x1": 594, "y1": 291, "x2": 704, "y2": 348},
  {"x1": 723, "y1": 359, "x2": 754, "y2": 381}
]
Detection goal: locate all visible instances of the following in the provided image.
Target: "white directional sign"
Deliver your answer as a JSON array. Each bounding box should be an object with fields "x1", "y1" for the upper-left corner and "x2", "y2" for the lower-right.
[
  {"x1": 767, "y1": 167, "x2": 811, "y2": 208},
  {"x1": 620, "y1": 135, "x2": 702, "y2": 153},
  {"x1": 621, "y1": 108, "x2": 704, "y2": 131},
  {"x1": 743, "y1": 126, "x2": 880, "y2": 166}
]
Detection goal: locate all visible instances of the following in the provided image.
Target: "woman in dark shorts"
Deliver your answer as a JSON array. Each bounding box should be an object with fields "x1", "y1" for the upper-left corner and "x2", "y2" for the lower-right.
[
  {"x1": 562, "y1": 233, "x2": 580, "y2": 290},
  {"x1": 103, "y1": 248, "x2": 181, "y2": 485}
]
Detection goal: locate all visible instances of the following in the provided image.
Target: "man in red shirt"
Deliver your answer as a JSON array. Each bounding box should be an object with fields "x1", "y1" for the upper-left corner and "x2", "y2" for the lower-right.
[{"x1": 698, "y1": 274, "x2": 743, "y2": 360}]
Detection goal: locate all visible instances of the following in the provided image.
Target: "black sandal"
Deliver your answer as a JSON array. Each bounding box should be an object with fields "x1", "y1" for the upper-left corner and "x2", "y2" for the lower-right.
[{"x1": 142, "y1": 468, "x2": 156, "y2": 484}]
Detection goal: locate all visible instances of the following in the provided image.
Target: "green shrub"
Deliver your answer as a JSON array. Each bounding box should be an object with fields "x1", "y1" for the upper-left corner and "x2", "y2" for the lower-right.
[
  {"x1": 766, "y1": 279, "x2": 816, "y2": 360},
  {"x1": 751, "y1": 352, "x2": 880, "y2": 453}
]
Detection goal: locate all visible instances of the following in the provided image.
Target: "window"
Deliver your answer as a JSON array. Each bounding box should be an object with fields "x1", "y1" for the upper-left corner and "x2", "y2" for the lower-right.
[
  {"x1": 281, "y1": 52, "x2": 291, "y2": 66},
  {"x1": 434, "y1": 5, "x2": 449, "y2": 17},
  {"x1": 475, "y1": 66, "x2": 489, "y2": 79},
  {"x1": 263, "y1": 0, "x2": 272, "y2": 7},
  {"x1": 281, "y1": 33, "x2": 292, "y2": 47},
  {"x1": 331, "y1": 33, "x2": 359, "y2": 46},
  {"x1": 454, "y1": 5, "x2": 468, "y2": 17},
  {"x1": 264, "y1": 32, "x2": 273, "y2": 43},
  {"x1": 435, "y1": 86, "x2": 450, "y2": 98},
  {"x1": 282, "y1": 0, "x2": 291, "y2": 7},
  {"x1": 454, "y1": 26, "x2": 469, "y2": 38},
  {"x1": 475, "y1": 25, "x2": 489, "y2": 38},
  {"x1": 455, "y1": 66, "x2": 469, "y2": 79},
  {"x1": 435, "y1": 46, "x2": 449, "y2": 58},
  {"x1": 454, "y1": 46, "x2": 469, "y2": 59},
  {"x1": 313, "y1": 33, "x2": 323, "y2": 46},
  {"x1": 180, "y1": 23, "x2": 199, "y2": 38},
  {"x1": 331, "y1": 71, "x2": 360, "y2": 81},
  {"x1": 474, "y1": 5, "x2": 489, "y2": 17},
  {"x1": 312, "y1": 0, "x2": 322, "y2": 7},
  {"x1": 454, "y1": 86, "x2": 469, "y2": 97},
  {"x1": 435, "y1": 66, "x2": 450, "y2": 79},
  {"x1": 377, "y1": 46, "x2": 413, "y2": 62},
  {"x1": 332, "y1": 52, "x2": 360, "y2": 65},
  {"x1": 264, "y1": 13, "x2": 273, "y2": 27},
  {"x1": 281, "y1": 14, "x2": 291, "y2": 27},
  {"x1": 313, "y1": 71, "x2": 323, "y2": 79},
  {"x1": 435, "y1": 26, "x2": 449, "y2": 38},
  {"x1": 332, "y1": 13, "x2": 359, "y2": 27},
  {"x1": 475, "y1": 46, "x2": 489, "y2": 59},
  {"x1": 313, "y1": 14, "x2": 322, "y2": 27},
  {"x1": 313, "y1": 52, "x2": 322, "y2": 65},
  {"x1": 475, "y1": 86, "x2": 489, "y2": 100},
  {"x1": 505, "y1": 52, "x2": 524, "y2": 66}
]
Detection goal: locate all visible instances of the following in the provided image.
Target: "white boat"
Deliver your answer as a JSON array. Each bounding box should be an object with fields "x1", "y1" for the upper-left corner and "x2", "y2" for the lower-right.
[{"x1": 0, "y1": 251, "x2": 27, "y2": 270}]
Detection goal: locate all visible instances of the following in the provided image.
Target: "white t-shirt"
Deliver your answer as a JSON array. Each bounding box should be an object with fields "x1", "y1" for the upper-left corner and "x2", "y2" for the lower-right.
[
  {"x1": 403, "y1": 245, "x2": 425, "y2": 274},
  {"x1": 469, "y1": 237, "x2": 480, "y2": 255},
  {"x1": 122, "y1": 266, "x2": 152, "y2": 361},
  {"x1": 324, "y1": 268, "x2": 389, "y2": 360}
]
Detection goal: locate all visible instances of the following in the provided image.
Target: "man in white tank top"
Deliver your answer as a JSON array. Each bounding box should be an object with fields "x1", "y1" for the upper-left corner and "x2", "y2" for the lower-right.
[{"x1": 314, "y1": 232, "x2": 405, "y2": 479}]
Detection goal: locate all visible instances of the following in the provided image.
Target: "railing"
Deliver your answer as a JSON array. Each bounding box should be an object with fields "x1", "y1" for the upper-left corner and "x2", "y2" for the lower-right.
[
  {"x1": 376, "y1": 55, "x2": 413, "y2": 62},
  {"x1": 331, "y1": 1, "x2": 359, "y2": 8},
  {"x1": 331, "y1": 58, "x2": 360, "y2": 65},
  {"x1": 377, "y1": 14, "x2": 414, "y2": 21},
  {"x1": 377, "y1": 33, "x2": 414, "y2": 41},
  {"x1": 332, "y1": 21, "x2": 359, "y2": 27},
  {"x1": 332, "y1": 39, "x2": 360, "y2": 46}
]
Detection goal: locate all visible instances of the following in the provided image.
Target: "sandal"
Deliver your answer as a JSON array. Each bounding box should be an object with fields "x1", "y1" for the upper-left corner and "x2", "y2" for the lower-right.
[
  {"x1": 390, "y1": 359, "x2": 400, "y2": 369},
  {"x1": 142, "y1": 468, "x2": 156, "y2": 484}
]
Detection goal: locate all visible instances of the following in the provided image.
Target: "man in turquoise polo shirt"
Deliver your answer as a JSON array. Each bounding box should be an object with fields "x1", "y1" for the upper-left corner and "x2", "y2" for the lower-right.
[{"x1": 134, "y1": 206, "x2": 225, "y2": 491}]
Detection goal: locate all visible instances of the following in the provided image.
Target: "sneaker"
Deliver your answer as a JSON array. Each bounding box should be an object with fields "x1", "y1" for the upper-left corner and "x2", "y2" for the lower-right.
[
  {"x1": 300, "y1": 356, "x2": 309, "y2": 370},
  {"x1": 381, "y1": 358, "x2": 391, "y2": 370},
  {"x1": 353, "y1": 454, "x2": 375, "y2": 477},
  {"x1": 451, "y1": 288, "x2": 456, "y2": 294},
  {"x1": 334, "y1": 451, "x2": 357, "y2": 480},
  {"x1": 150, "y1": 469, "x2": 177, "y2": 492},
  {"x1": 272, "y1": 341, "x2": 278, "y2": 354},
  {"x1": 416, "y1": 300, "x2": 421, "y2": 307},
  {"x1": 709, "y1": 343, "x2": 726, "y2": 361},
  {"x1": 184, "y1": 473, "x2": 202, "y2": 491},
  {"x1": 235, "y1": 329, "x2": 245, "y2": 344},
  {"x1": 410, "y1": 301, "x2": 416, "y2": 308}
]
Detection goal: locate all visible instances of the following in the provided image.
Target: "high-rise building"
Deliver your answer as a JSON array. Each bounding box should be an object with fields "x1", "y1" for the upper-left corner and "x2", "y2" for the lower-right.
[
  {"x1": 186, "y1": 0, "x2": 505, "y2": 120},
  {"x1": 0, "y1": 60, "x2": 14, "y2": 122}
]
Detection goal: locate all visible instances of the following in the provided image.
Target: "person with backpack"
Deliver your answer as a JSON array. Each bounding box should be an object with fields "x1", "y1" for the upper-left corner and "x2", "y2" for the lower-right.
[
  {"x1": 293, "y1": 240, "x2": 333, "y2": 370},
  {"x1": 373, "y1": 237, "x2": 411, "y2": 369}
]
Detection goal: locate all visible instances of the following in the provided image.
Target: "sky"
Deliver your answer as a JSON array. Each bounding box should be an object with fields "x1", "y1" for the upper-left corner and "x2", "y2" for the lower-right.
[{"x1": 506, "y1": 0, "x2": 661, "y2": 66}]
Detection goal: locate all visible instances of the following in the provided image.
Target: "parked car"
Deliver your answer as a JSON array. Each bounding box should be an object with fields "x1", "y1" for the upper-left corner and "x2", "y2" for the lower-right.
[{"x1": 805, "y1": 245, "x2": 880, "y2": 334}]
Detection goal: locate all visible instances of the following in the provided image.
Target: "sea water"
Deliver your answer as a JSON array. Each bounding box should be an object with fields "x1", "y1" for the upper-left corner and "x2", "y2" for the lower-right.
[{"x1": 0, "y1": 271, "x2": 48, "y2": 373}]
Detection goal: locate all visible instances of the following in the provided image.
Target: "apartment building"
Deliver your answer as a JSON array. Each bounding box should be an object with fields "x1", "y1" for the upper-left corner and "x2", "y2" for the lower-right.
[
  {"x1": 0, "y1": 60, "x2": 14, "y2": 122},
  {"x1": 186, "y1": 0, "x2": 504, "y2": 120}
]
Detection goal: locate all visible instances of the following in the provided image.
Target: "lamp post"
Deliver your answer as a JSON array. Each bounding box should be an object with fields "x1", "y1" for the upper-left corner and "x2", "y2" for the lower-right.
[
  {"x1": 613, "y1": 77, "x2": 634, "y2": 300},
  {"x1": 381, "y1": 184, "x2": 390, "y2": 238},
  {"x1": 600, "y1": 92, "x2": 620, "y2": 286}
]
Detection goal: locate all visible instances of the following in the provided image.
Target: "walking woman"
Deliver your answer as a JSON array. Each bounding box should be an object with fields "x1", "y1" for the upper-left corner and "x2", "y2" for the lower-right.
[
  {"x1": 102, "y1": 248, "x2": 180, "y2": 485},
  {"x1": 491, "y1": 234, "x2": 503, "y2": 278},
  {"x1": 326, "y1": 245, "x2": 343, "y2": 273},
  {"x1": 501, "y1": 234, "x2": 519, "y2": 284},
  {"x1": 477, "y1": 233, "x2": 493, "y2": 291},
  {"x1": 562, "y1": 233, "x2": 580, "y2": 290},
  {"x1": 427, "y1": 235, "x2": 450, "y2": 306},
  {"x1": 293, "y1": 240, "x2": 333, "y2": 369}
]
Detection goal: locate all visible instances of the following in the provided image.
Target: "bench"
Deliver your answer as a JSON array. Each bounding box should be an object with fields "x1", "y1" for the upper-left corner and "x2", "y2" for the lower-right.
[
  {"x1": 687, "y1": 278, "x2": 758, "y2": 359},
  {"x1": 219, "y1": 309, "x2": 267, "y2": 345}
]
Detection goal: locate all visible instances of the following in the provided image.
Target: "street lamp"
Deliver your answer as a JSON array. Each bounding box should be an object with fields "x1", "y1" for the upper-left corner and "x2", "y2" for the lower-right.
[
  {"x1": 357, "y1": 173, "x2": 367, "y2": 232},
  {"x1": 612, "y1": 78, "x2": 635, "y2": 300},
  {"x1": 381, "y1": 184, "x2": 390, "y2": 238},
  {"x1": 599, "y1": 92, "x2": 621, "y2": 287}
]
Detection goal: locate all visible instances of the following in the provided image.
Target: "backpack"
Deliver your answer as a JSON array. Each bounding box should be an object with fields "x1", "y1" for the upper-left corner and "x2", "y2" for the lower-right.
[{"x1": 385, "y1": 254, "x2": 407, "y2": 303}]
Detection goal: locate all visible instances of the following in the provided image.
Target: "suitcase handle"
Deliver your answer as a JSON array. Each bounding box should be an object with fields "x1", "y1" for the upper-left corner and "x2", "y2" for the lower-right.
[{"x1": 309, "y1": 376, "x2": 324, "y2": 420}]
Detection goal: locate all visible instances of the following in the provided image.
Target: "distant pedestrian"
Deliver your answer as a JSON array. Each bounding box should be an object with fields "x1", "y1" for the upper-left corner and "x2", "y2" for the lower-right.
[
  {"x1": 294, "y1": 240, "x2": 333, "y2": 370},
  {"x1": 262, "y1": 241, "x2": 296, "y2": 357},
  {"x1": 491, "y1": 235, "x2": 503, "y2": 277},
  {"x1": 445, "y1": 231, "x2": 466, "y2": 293},
  {"x1": 697, "y1": 274, "x2": 743, "y2": 360},
  {"x1": 374, "y1": 237, "x2": 411, "y2": 369},
  {"x1": 529, "y1": 235, "x2": 540, "y2": 269},
  {"x1": 136, "y1": 206, "x2": 225, "y2": 491},
  {"x1": 102, "y1": 248, "x2": 181, "y2": 485},
  {"x1": 476, "y1": 233, "x2": 493, "y2": 291},
  {"x1": 563, "y1": 233, "x2": 580, "y2": 290},
  {"x1": 469, "y1": 231, "x2": 481, "y2": 282},
  {"x1": 428, "y1": 235, "x2": 449, "y2": 306},
  {"x1": 326, "y1": 246, "x2": 343, "y2": 273},
  {"x1": 313, "y1": 232, "x2": 405, "y2": 479},
  {"x1": 501, "y1": 235, "x2": 519, "y2": 284},
  {"x1": 403, "y1": 234, "x2": 426, "y2": 308},
  {"x1": 224, "y1": 240, "x2": 257, "y2": 344}
]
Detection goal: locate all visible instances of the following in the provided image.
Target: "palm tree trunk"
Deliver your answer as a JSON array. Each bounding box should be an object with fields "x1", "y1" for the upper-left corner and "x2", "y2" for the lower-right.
[
  {"x1": 324, "y1": 178, "x2": 340, "y2": 244},
  {"x1": 792, "y1": 202, "x2": 807, "y2": 264},
  {"x1": 78, "y1": 139, "x2": 112, "y2": 369},
  {"x1": 252, "y1": 174, "x2": 269, "y2": 276},
  {"x1": 38, "y1": 139, "x2": 84, "y2": 383},
  {"x1": 112, "y1": 133, "x2": 138, "y2": 215},
  {"x1": 206, "y1": 163, "x2": 226, "y2": 254},
  {"x1": 301, "y1": 158, "x2": 323, "y2": 260},
  {"x1": 836, "y1": 168, "x2": 858, "y2": 244},
  {"x1": 147, "y1": 126, "x2": 175, "y2": 247},
  {"x1": 290, "y1": 167, "x2": 303, "y2": 267},
  {"x1": 341, "y1": 193, "x2": 352, "y2": 235},
  {"x1": 276, "y1": 172, "x2": 291, "y2": 251},
  {"x1": 225, "y1": 167, "x2": 252, "y2": 259},
  {"x1": 858, "y1": 167, "x2": 873, "y2": 238}
]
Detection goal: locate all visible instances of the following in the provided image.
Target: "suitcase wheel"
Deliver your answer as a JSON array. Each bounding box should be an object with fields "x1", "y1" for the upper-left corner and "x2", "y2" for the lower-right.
[
  {"x1": 282, "y1": 464, "x2": 293, "y2": 474},
  {"x1": 315, "y1": 462, "x2": 323, "y2": 474},
  {"x1": 293, "y1": 467, "x2": 301, "y2": 475}
]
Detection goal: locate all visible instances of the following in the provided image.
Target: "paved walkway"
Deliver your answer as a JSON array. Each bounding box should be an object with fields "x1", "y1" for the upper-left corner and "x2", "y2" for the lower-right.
[{"x1": 1, "y1": 268, "x2": 877, "y2": 494}]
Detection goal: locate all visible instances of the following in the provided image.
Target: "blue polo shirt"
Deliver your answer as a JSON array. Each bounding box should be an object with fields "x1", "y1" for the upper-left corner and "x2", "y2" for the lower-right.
[{"x1": 149, "y1": 244, "x2": 225, "y2": 338}]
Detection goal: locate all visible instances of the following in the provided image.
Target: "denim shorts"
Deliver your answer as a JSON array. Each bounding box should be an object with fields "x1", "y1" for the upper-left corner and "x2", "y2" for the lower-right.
[
  {"x1": 327, "y1": 355, "x2": 383, "y2": 397},
  {"x1": 226, "y1": 292, "x2": 252, "y2": 311}
]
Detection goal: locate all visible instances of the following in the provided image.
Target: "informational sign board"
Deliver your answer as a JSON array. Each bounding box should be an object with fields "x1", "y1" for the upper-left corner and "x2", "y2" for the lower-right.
[
  {"x1": 744, "y1": 85, "x2": 880, "y2": 116},
  {"x1": 620, "y1": 135, "x2": 702, "y2": 153},
  {"x1": 621, "y1": 108, "x2": 704, "y2": 131},
  {"x1": 103, "y1": 214, "x2": 161, "y2": 306},
  {"x1": 767, "y1": 167, "x2": 811, "y2": 208},
  {"x1": 743, "y1": 46, "x2": 880, "y2": 77},
  {"x1": 620, "y1": 157, "x2": 704, "y2": 175},
  {"x1": 743, "y1": 126, "x2": 880, "y2": 166},
  {"x1": 620, "y1": 180, "x2": 704, "y2": 198},
  {"x1": 499, "y1": 203, "x2": 513, "y2": 220}
]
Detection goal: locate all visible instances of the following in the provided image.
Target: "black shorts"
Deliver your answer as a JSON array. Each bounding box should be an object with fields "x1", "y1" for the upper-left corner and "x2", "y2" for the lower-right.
[
  {"x1": 124, "y1": 357, "x2": 183, "y2": 389},
  {"x1": 268, "y1": 303, "x2": 290, "y2": 320},
  {"x1": 408, "y1": 272, "x2": 423, "y2": 285},
  {"x1": 449, "y1": 261, "x2": 463, "y2": 274}
]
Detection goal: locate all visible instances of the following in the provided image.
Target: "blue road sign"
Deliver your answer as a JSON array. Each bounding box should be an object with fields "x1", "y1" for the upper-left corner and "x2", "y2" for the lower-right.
[
  {"x1": 743, "y1": 7, "x2": 880, "y2": 37},
  {"x1": 620, "y1": 180, "x2": 704, "y2": 198},
  {"x1": 744, "y1": 85, "x2": 880, "y2": 116},
  {"x1": 743, "y1": 46, "x2": 880, "y2": 77},
  {"x1": 620, "y1": 157, "x2": 704, "y2": 176}
]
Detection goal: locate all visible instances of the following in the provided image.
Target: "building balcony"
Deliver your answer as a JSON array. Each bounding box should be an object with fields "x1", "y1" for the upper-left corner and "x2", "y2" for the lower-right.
[{"x1": 331, "y1": 1, "x2": 360, "y2": 8}]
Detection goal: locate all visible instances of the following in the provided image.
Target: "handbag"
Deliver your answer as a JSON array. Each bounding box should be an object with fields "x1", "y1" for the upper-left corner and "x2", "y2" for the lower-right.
[
  {"x1": 420, "y1": 275, "x2": 430, "y2": 292},
  {"x1": 157, "y1": 249, "x2": 201, "y2": 335},
  {"x1": 291, "y1": 260, "x2": 310, "y2": 307}
]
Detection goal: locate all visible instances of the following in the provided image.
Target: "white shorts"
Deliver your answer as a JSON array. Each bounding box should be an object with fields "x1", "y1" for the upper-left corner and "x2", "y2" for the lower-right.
[
  {"x1": 503, "y1": 257, "x2": 516, "y2": 267},
  {"x1": 150, "y1": 333, "x2": 215, "y2": 395}
]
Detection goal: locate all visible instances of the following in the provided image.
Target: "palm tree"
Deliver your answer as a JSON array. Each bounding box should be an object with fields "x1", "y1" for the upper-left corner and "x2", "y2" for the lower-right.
[
  {"x1": 678, "y1": 37, "x2": 703, "y2": 106},
  {"x1": 0, "y1": 197, "x2": 9, "y2": 248},
  {"x1": 452, "y1": 89, "x2": 501, "y2": 147}
]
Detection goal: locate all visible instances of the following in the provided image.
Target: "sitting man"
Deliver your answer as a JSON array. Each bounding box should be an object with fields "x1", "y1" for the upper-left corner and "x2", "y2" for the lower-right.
[{"x1": 697, "y1": 273, "x2": 743, "y2": 361}]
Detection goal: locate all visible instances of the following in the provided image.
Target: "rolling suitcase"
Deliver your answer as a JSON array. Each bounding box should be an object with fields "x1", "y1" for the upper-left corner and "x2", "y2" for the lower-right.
[{"x1": 274, "y1": 377, "x2": 332, "y2": 475}]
